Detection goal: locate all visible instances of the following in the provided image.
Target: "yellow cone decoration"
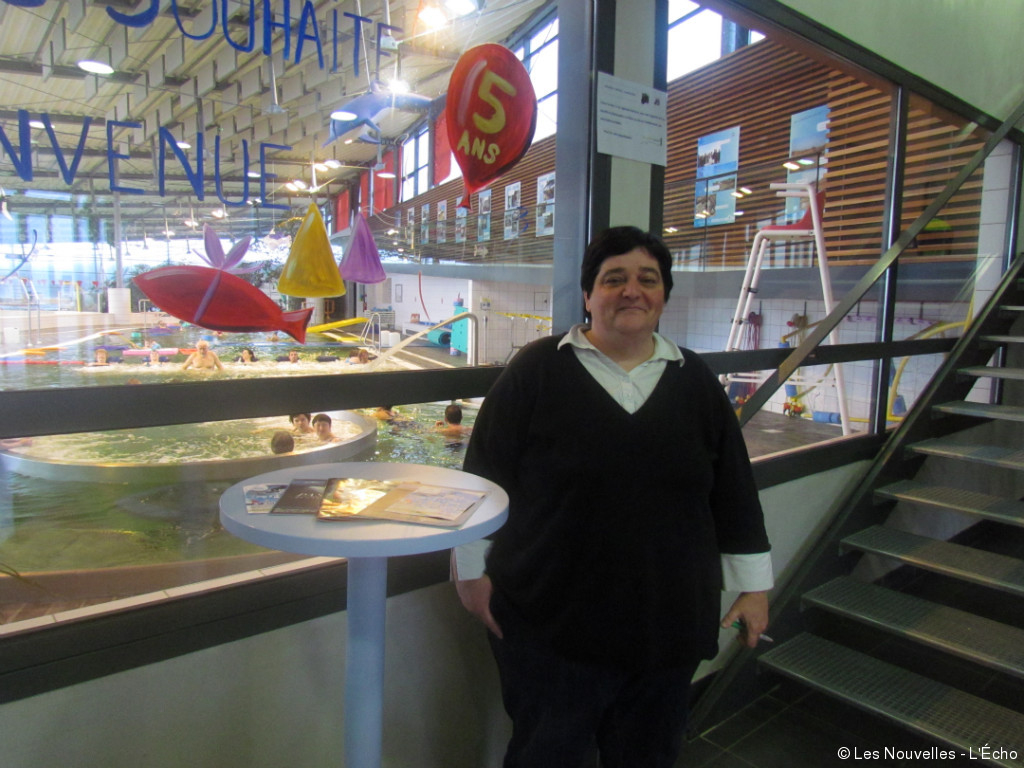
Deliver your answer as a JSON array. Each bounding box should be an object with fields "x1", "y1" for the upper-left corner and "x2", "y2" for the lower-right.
[{"x1": 278, "y1": 204, "x2": 347, "y2": 297}]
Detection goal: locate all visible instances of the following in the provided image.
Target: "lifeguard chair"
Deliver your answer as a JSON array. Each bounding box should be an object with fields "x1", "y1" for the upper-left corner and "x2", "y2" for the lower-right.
[{"x1": 723, "y1": 181, "x2": 851, "y2": 434}]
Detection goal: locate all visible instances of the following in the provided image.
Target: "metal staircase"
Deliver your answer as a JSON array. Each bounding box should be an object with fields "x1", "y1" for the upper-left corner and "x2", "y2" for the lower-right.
[{"x1": 752, "y1": 262, "x2": 1024, "y2": 765}]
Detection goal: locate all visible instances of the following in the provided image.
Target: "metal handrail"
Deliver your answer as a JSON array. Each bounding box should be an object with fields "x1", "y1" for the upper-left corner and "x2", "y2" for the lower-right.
[{"x1": 737, "y1": 94, "x2": 1024, "y2": 427}]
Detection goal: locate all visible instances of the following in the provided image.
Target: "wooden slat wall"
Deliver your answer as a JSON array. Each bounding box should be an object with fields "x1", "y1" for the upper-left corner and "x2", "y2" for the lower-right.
[{"x1": 371, "y1": 38, "x2": 984, "y2": 269}]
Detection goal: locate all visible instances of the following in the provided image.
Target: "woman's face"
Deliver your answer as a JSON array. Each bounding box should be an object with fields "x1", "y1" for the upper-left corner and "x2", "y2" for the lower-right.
[
  {"x1": 584, "y1": 247, "x2": 666, "y2": 341},
  {"x1": 242, "y1": 349, "x2": 253, "y2": 361}
]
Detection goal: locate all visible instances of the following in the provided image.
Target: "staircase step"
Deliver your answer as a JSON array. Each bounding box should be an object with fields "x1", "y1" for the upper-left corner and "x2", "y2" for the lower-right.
[
  {"x1": 911, "y1": 438, "x2": 1024, "y2": 471},
  {"x1": 841, "y1": 525, "x2": 1024, "y2": 597},
  {"x1": 960, "y1": 365, "x2": 1024, "y2": 381},
  {"x1": 933, "y1": 401, "x2": 1024, "y2": 423},
  {"x1": 759, "y1": 633, "x2": 1024, "y2": 766},
  {"x1": 804, "y1": 577, "x2": 1024, "y2": 679},
  {"x1": 876, "y1": 479, "x2": 1024, "y2": 527},
  {"x1": 981, "y1": 334, "x2": 1024, "y2": 345}
]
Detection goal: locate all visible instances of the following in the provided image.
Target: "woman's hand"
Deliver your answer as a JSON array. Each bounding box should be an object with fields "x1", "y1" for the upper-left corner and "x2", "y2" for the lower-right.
[
  {"x1": 721, "y1": 590, "x2": 769, "y2": 648},
  {"x1": 455, "y1": 575, "x2": 504, "y2": 639}
]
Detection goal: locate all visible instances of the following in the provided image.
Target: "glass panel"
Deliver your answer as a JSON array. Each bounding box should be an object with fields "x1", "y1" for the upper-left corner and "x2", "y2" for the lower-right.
[
  {"x1": 667, "y1": 10, "x2": 724, "y2": 80},
  {"x1": 0, "y1": 401, "x2": 477, "y2": 628}
]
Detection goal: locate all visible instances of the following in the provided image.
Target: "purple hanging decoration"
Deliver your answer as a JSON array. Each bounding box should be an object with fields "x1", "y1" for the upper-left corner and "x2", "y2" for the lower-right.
[{"x1": 339, "y1": 212, "x2": 387, "y2": 284}]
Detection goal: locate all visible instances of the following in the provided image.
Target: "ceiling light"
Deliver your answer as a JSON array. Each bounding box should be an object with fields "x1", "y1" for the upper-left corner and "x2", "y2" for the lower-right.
[
  {"x1": 29, "y1": 120, "x2": 45, "y2": 130},
  {"x1": 797, "y1": 158, "x2": 816, "y2": 166},
  {"x1": 388, "y1": 79, "x2": 410, "y2": 94},
  {"x1": 331, "y1": 109, "x2": 358, "y2": 121},
  {"x1": 77, "y1": 59, "x2": 114, "y2": 76},
  {"x1": 731, "y1": 191, "x2": 744, "y2": 198},
  {"x1": 314, "y1": 162, "x2": 329, "y2": 172},
  {"x1": 344, "y1": 139, "x2": 354, "y2": 145},
  {"x1": 739, "y1": 187, "x2": 753, "y2": 195},
  {"x1": 291, "y1": 179, "x2": 308, "y2": 190},
  {"x1": 286, "y1": 182, "x2": 298, "y2": 192},
  {"x1": 211, "y1": 209, "x2": 226, "y2": 219},
  {"x1": 783, "y1": 161, "x2": 801, "y2": 171},
  {"x1": 176, "y1": 141, "x2": 191, "y2": 150},
  {"x1": 418, "y1": 4, "x2": 448, "y2": 30},
  {"x1": 664, "y1": 226, "x2": 678, "y2": 234},
  {"x1": 247, "y1": 170, "x2": 261, "y2": 178},
  {"x1": 444, "y1": 0, "x2": 478, "y2": 16},
  {"x1": 324, "y1": 159, "x2": 342, "y2": 169},
  {"x1": 376, "y1": 171, "x2": 396, "y2": 179}
]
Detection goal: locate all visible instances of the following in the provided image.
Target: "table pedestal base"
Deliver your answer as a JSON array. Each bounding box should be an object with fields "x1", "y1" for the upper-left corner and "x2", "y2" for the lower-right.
[{"x1": 345, "y1": 556, "x2": 387, "y2": 768}]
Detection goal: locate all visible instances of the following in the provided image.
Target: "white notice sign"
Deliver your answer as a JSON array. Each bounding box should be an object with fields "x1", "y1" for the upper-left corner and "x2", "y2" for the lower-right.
[{"x1": 596, "y1": 72, "x2": 668, "y2": 166}]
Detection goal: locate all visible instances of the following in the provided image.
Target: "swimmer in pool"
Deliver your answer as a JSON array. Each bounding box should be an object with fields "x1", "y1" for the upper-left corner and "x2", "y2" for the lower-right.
[
  {"x1": 372, "y1": 405, "x2": 398, "y2": 421},
  {"x1": 289, "y1": 413, "x2": 315, "y2": 435},
  {"x1": 278, "y1": 349, "x2": 301, "y2": 364},
  {"x1": 270, "y1": 431, "x2": 295, "y2": 454},
  {"x1": 146, "y1": 348, "x2": 163, "y2": 365},
  {"x1": 182, "y1": 340, "x2": 224, "y2": 371},
  {"x1": 235, "y1": 347, "x2": 258, "y2": 363},
  {"x1": 312, "y1": 413, "x2": 339, "y2": 442},
  {"x1": 88, "y1": 349, "x2": 112, "y2": 367},
  {"x1": 435, "y1": 403, "x2": 472, "y2": 439}
]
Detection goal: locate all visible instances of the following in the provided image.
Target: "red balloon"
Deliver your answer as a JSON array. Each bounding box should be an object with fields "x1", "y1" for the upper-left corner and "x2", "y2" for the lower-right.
[{"x1": 446, "y1": 43, "x2": 537, "y2": 200}]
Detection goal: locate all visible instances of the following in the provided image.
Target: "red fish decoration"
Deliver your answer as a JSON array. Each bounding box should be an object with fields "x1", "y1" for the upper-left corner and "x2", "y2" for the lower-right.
[
  {"x1": 134, "y1": 266, "x2": 313, "y2": 342},
  {"x1": 446, "y1": 43, "x2": 537, "y2": 201}
]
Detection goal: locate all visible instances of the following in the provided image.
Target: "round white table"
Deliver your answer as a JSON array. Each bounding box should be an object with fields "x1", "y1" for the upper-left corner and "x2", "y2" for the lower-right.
[{"x1": 219, "y1": 462, "x2": 508, "y2": 768}]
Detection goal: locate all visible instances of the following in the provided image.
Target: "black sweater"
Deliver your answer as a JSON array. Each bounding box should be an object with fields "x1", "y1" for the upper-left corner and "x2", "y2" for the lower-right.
[{"x1": 463, "y1": 334, "x2": 770, "y2": 670}]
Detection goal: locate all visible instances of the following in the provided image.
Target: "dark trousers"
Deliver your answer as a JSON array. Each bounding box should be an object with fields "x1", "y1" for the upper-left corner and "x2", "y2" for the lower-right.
[{"x1": 489, "y1": 630, "x2": 699, "y2": 768}]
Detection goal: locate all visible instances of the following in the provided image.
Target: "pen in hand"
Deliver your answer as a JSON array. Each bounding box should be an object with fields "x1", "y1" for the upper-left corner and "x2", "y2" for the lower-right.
[{"x1": 731, "y1": 620, "x2": 773, "y2": 644}]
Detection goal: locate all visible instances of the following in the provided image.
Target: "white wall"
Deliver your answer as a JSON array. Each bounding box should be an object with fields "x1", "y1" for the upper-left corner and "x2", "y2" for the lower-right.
[{"x1": 777, "y1": 0, "x2": 1024, "y2": 122}]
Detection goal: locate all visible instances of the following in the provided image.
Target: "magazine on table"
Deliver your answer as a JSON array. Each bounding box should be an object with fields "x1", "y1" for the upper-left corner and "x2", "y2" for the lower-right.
[
  {"x1": 317, "y1": 478, "x2": 488, "y2": 527},
  {"x1": 243, "y1": 482, "x2": 290, "y2": 514},
  {"x1": 269, "y1": 478, "x2": 330, "y2": 514}
]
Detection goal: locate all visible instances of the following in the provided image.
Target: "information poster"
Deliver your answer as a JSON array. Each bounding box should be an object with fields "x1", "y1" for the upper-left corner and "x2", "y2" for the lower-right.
[
  {"x1": 785, "y1": 105, "x2": 829, "y2": 218},
  {"x1": 455, "y1": 206, "x2": 467, "y2": 243},
  {"x1": 420, "y1": 203, "x2": 430, "y2": 244},
  {"x1": 503, "y1": 182, "x2": 521, "y2": 240},
  {"x1": 436, "y1": 200, "x2": 447, "y2": 243},
  {"x1": 595, "y1": 72, "x2": 668, "y2": 166},
  {"x1": 536, "y1": 172, "x2": 555, "y2": 237},
  {"x1": 694, "y1": 126, "x2": 740, "y2": 228},
  {"x1": 477, "y1": 189, "x2": 491, "y2": 241}
]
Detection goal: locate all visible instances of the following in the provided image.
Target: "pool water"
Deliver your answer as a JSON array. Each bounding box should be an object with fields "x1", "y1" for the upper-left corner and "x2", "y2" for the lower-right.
[{"x1": 0, "y1": 402, "x2": 476, "y2": 576}]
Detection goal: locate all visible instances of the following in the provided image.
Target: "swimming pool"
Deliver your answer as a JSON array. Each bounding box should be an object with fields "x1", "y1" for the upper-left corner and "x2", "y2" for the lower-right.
[{"x1": 0, "y1": 402, "x2": 475, "y2": 598}]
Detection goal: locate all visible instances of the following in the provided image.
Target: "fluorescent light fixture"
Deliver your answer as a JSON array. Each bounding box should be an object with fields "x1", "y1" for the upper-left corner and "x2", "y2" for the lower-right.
[
  {"x1": 739, "y1": 187, "x2": 753, "y2": 195},
  {"x1": 797, "y1": 158, "x2": 815, "y2": 166},
  {"x1": 783, "y1": 161, "x2": 801, "y2": 171},
  {"x1": 291, "y1": 179, "x2": 308, "y2": 190},
  {"x1": 77, "y1": 59, "x2": 114, "y2": 75},
  {"x1": 734, "y1": 211, "x2": 745, "y2": 216},
  {"x1": 344, "y1": 138, "x2": 354, "y2": 145},
  {"x1": 331, "y1": 109, "x2": 358, "y2": 121},
  {"x1": 29, "y1": 120, "x2": 45, "y2": 130},
  {"x1": 664, "y1": 226, "x2": 678, "y2": 233},
  {"x1": 247, "y1": 170, "x2": 261, "y2": 178},
  {"x1": 731, "y1": 191, "x2": 744, "y2": 198},
  {"x1": 285, "y1": 182, "x2": 298, "y2": 192},
  {"x1": 314, "y1": 162, "x2": 329, "y2": 172},
  {"x1": 211, "y1": 209, "x2": 226, "y2": 218},
  {"x1": 324, "y1": 159, "x2": 342, "y2": 169},
  {"x1": 176, "y1": 141, "x2": 191, "y2": 150},
  {"x1": 376, "y1": 171, "x2": 396, "y2": 179}
]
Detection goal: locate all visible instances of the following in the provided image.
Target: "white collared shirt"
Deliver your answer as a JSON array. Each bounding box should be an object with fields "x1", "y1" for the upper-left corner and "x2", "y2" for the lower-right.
[{"x1": 455, "y1": 325, "x2": 773, "y2": 593}]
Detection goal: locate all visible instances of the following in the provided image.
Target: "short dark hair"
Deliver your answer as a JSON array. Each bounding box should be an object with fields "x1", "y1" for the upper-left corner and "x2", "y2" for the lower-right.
[
  {"x1": 312, "y1": 413, "x2": 332, "y2": 426},
  {"x1": 580, "y1": 226, "x2": 673, "y2": 301},
  {"x1": 270, "y1": 431, "x2": 294, "y2": 454},
  {"x1": 444, "y1": 404, "x2": 463, "y2": 425},
  {"x1": 289, "y1": 413, "x2": 311, "y2": 423}
]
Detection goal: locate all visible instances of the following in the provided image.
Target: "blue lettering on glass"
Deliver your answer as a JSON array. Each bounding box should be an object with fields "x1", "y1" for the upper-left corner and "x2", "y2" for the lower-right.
[
  {"x1": 0, "y1": 110, "x2": 32, "y2": 181},
  {"x1": 107, "y1": 0, "x2": 158, "y2": 27},
  {"x1": 343, "y1": 12, "x2": 371, "y2": 77},
  {"x1": 260, "y1": 142, "x2": 292, "y2": 210},
  {"x1": 215, "y1": 135, "x2": 250, "y2": 206},
  {"x1": 107, "y1": 121, "x2": 145, "y2": 195},
  {"x1": 45, "y1": 115, "x2": 92, "y2": 185},
  {"x1": 263, "y1": 0, "x2": 292, "y2": 59},
  {"x1": 158, "y1": 127, "x2": 204, "y2": 199},
  {"x1": 295, "y1": 0, "x2": 324, "y2": 68},
  {"x1": 172, "y1": 0, "x2": 216, "y2": 40},
  {"x1": 222, "y1": 0, "x2": 255, "y2": 52}
]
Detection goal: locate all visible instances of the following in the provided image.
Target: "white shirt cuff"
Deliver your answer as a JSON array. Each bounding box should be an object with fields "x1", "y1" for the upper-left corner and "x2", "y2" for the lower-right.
[
  {"x1": 721, "y1": 552, "x2": 774, "y2": 592},
  {"x1": 452, "y1": 539, "x2": 491, "y2": 580}
]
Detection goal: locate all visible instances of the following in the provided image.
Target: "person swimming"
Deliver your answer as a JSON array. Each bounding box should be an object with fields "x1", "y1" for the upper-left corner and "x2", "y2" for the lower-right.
[
  {"x1": 182, "y1": 340, "x2": 224, "y2": 371},
  {"x1": 289, "y1": 413, "x2": 315, "y2": 435},
  {"x1": 270, "y1": 430, "x2": 295, "y2": 454},
  {"x1": 235, "y1": 347, "x2": 258, "y2": 363}
]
